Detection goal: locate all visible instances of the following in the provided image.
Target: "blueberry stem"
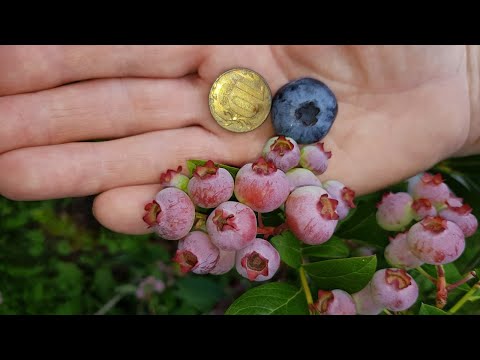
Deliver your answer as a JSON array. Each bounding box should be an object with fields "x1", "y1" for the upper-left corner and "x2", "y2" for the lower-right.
[
  {"x1": 436, "y1": 265, "x2": 448, "y2": 309},
  {"x1": 415, "y1": 266, "x2": 436, "y2": 284},
  {"x1": 383, "y1": 309, "x2": 393, "y2": 315},
  {"x1": 446, "y1": 271, "x2": 476, "y2": 292},
  {"x1": 299, "y1": 266, "x2": 314, "y2": 312},
  {"x1": 448, "y1": 280, "x2": 480, "y2": 314}
]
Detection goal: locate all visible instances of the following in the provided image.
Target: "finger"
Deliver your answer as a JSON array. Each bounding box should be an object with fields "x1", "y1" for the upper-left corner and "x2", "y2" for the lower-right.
[
  {"x1": 93, "y1": 184, "x2": 162, "y2": 235},
  {"x1": 0, "y1": 76, "x2": 211, "y2": 154},
  {"x1": 0, "y1": 45, "x2": 208, "y2": 95},
  {"x1": 0, "y1": 127, "x2": 224, "y2": 201}
]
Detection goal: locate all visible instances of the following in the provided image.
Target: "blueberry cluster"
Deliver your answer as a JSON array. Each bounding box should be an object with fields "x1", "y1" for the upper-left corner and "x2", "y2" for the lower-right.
[
  {"x1": 351, "y1": 172, "x2": 478, "y2": 315},
  {"x1": 141, "y1": 130, "x2": 356, "y2": 286}
]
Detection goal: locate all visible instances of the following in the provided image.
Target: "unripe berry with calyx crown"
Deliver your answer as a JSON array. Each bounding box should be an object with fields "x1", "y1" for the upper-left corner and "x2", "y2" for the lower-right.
[
  {"x1": 384, "y1": 232, "x2": 423, "y2": 270},
  {"x1": 143, "y1": 187, "x2": 195, "y2": 240},
  {"x1": 370, "y1": 268, "x2": 419, "y2": 311},
  {"x1": 234, "y1": 157, "x2": 290, "y2": 213},
  {"x1": 285, "y1": 185, "x2": 338, "y2": 245},
  {"x1": 407, "y1": 216, "x2": 465, "y2": 265},
  {"x1": 411, "y1": 198, "x2": 437, "y2": 221},
  {"x1": 206, "y1": 201, "x2": 257, "y2": 251},
  {"x1": 187, "y1": 160, "x2": 234, "y2": 209},
  {"x1": 285, "y1": 168, "x2": 322, "y2": 192},
  {"x1": 262, "y1": 135, "x2": 301, "y2": 172},
  {"x1": 314, "y1": 289, "x2": 356, "y2": 315},
  {"x1": 235, "y1": 238, "x2": 280, "y2": 281},
  {"x1": 173, "y1": 231, "x2": 220, "y2": 274},
  {"x1": 439, "y1": 203, "x2": 478, "y2": 237},
  {"x1": 376, "y1": 192, "x2": 414, "y2": 231},
  {"x1": 323, "y1": 180, "x2": 356, "y2": 220},
  {"x1": 159, "y1": 166, "x2": 189, "y2": 192},
  {"x1": 299, "y1": 142, "x2": 331, "y2": 175},
  {"x1": 409, "y1": 173, "x2": 450, "y2": 208}
]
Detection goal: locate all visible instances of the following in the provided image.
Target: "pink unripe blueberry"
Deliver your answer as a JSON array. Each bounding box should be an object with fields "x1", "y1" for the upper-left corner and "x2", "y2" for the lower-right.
[
  {"x1": 352, "y1": 284, "x2": 384, "y2": 315},
  {"x1": 206, "y1": 201, "x2": 257, "y2": 251},
  {"x1": 209, "y1": 249, "x2": 236, "y2": 275},
  {"x1": 159, "y1": 165, "x2": 190, "y2": 192},
  {"x1": 384, "y1": 232, "x2": 424, "y2": 270},
  {"x1": 370, "y1": 268, "x2": 419, "y2": 311},
  {"x1": 234, "y1": 157, "x2": 290, "y2": 213},
  {"x1": 187, "y1": 160, "x2": 234, "y2": 209},
  {"x1": 439, "y1": 203, "x2": 478, "y2": 237},
  {"x1": 299, "y1": 142, "x2": 331, "y2": 175},
  {"x1": 376, "y1": 192, "x2": 414, "y2": 231},
  {"x1": 143, "y1": 187, "x2": 195, "y2": 240},
  {"x1": 286, "y1": 168, "x2": 322, "y2": 192},
  {"x1": 285, "y1": 186, "x2": 338, "y2": 245},
  {"x1": 323, "y1": 180, "x2": 356, "y2": 220},
  {"x1": 262, "y1": 135, "x2": 301, "y2": 172},
  {"x1": 407, "y1": 216, "x2": 465, "y2": 265},
  {"x1": 314, "y1": 289, "x2": 356, "y2": 315},
  {"x1": 173, "y1": 231, "x2": 219, "y2": 274},
  {"x1": 235, "y1": 238, "x2": 280, "y2": 281},
  {"x1": 411, "y1": 198, "x2": 437, "y2": 221},
  {"x1": 410, "y1": 173, "x2": 450, "y2": 207}
]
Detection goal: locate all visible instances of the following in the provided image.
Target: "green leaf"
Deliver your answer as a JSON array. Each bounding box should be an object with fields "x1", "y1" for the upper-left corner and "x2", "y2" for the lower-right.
[
  {"x1": 303, "y1": 255, "x2": 377, "y2": 293},
  {"x1": 225, "y1": 283, "x2": 308, "y2": 315},
  {"x1": 335, "y1": 195, "x2": 390, "y2": 248},
  {"x1": 187, "y1": 159, "x2": 240, "y2": 178},
  {"x1": 174, "y1": 276, "x2": 224, "y2": 312},
  {"x1": 302, "y1": 236, "x2": 349, "y2": 259},
  {"x1": 419, "y1": 303, "x2": 449, "y2": 315},
  {"x1": 271, "y1": 231, "x2": 302, "y2": 269}
]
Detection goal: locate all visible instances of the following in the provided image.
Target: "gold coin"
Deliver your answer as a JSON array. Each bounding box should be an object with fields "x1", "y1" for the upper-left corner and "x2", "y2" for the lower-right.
[{"x1": 209, "y1": 68, "x2": 272, "y2": 133}]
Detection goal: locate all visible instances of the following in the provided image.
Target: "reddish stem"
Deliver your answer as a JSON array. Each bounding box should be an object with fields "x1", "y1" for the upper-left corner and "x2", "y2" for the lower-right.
[
  {"x1": 436, "y1": 265, "x2": 448, "y2": 309},
  {"x1": 257, "y1": 212, "x2": 264, "y2": 228},
  {"x1": 446, "y1": 271, "x2": 476, "y2": 292}
]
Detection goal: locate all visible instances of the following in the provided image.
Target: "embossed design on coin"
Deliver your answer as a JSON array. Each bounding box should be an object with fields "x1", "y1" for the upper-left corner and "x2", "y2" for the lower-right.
[{"x1": 209, "y1": 68, "x2": 272, "y2": 133}]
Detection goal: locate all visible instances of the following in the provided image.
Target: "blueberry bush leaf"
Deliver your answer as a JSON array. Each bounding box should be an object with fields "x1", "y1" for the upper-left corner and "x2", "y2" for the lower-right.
[
  {"x1": 419, "y1": 303, "x2": 449, "y2": 315},
  {"x1": 225, "y1": 283, "x2": 308, "y2": 315},
  {"x1": 271, "y1": 231, "x2": 302, "y2": 269},
  {"x1": 302, "y1": 236, "x2": 350, "y2": 259},
  {"x1": 303, "y1": 255, "x2": 377, "y2": 293}
]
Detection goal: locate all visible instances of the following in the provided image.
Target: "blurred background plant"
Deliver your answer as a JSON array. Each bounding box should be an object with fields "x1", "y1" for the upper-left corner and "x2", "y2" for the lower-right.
[{"x1": 1, "y1": 155, "x2": 480, "y2": 315}]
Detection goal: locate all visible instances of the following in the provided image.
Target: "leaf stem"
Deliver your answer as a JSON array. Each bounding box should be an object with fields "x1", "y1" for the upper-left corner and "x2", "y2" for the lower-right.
[
  {"x1": 299, "y1": 266, "x2": 314, "y2": 313},
  {"x1": 448, "y1": 281, "x2": 480, "y2": 314},
  {"x1": 416, "y1": 266, "x2": 437, "y2": 284},
  {"x1": 436, "y1": 265, "x2": 447, "y2": 309}
]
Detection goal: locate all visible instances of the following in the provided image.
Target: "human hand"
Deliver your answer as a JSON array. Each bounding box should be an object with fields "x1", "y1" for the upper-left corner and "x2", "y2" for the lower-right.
[{"x1": 0, "y1": 45, "x2": 475, "y2": 235}]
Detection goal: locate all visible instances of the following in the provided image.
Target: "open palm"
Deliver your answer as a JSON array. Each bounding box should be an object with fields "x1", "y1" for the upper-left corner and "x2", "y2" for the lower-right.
[{"x1": 0, "y1": 45, "x2": 472, "y2": 234}]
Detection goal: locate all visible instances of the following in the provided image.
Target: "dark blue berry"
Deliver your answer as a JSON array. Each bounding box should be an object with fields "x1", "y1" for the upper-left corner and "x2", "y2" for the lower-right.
[{"x1": 271, "y1": 78, "x2": 338, "y2": 144}]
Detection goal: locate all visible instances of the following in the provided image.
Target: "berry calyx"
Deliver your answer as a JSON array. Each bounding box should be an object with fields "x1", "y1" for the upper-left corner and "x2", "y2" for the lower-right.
[
  {"x1": 252, "y1": 157, "x2": 277, "y2": 175},
  {"x1": 193, "y1": 160, "x2": 218, "y2": 179},
  {"x1": 143, "y1": 200, "x2": 161, "y2": 228},
  {"x1": 240, "y1": 251, "x2": 269, "y2": 281},
  {"x1": 159, "y1": 166, "x2": 189, "y2": 192},
  {"x1": 385, "y1": 268, "x2": 411, "y2": 290},
  {"x1": 421, "y1": 173, "x2": 443, "y2": 185},
  {"x1": 316, "y1": 290, "x2": 334, "y2": 313},
  {"x1": 318, "y1": 194, "x2": 339, "y2": 220},
  {"x1": 341, "y1": 187, "x2": 356, "y2": 209},
  {"x1": 421, "y1": 216, "x2": 447, "y2": 233},
  {"x1": 212, "y1": 209, "x2": 237, "y2": 231},
  {"x1": 315, "y1": 142, "x2": 332, "y2": 159},
  {"x1": 270, "y1": 135, "x2": 294, "y2": 155},
  {"x1": 412, "y1": 198, "x2": 432, "y2": 212},
  {"x1": 173, "y1": 250, "x2": 198, "y2": 273}
]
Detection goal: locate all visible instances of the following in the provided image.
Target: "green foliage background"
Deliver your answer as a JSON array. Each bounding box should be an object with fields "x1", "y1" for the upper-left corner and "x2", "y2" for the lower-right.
[{"x1": 1, "y1": 155, "x2": 480, "y2": 315}]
